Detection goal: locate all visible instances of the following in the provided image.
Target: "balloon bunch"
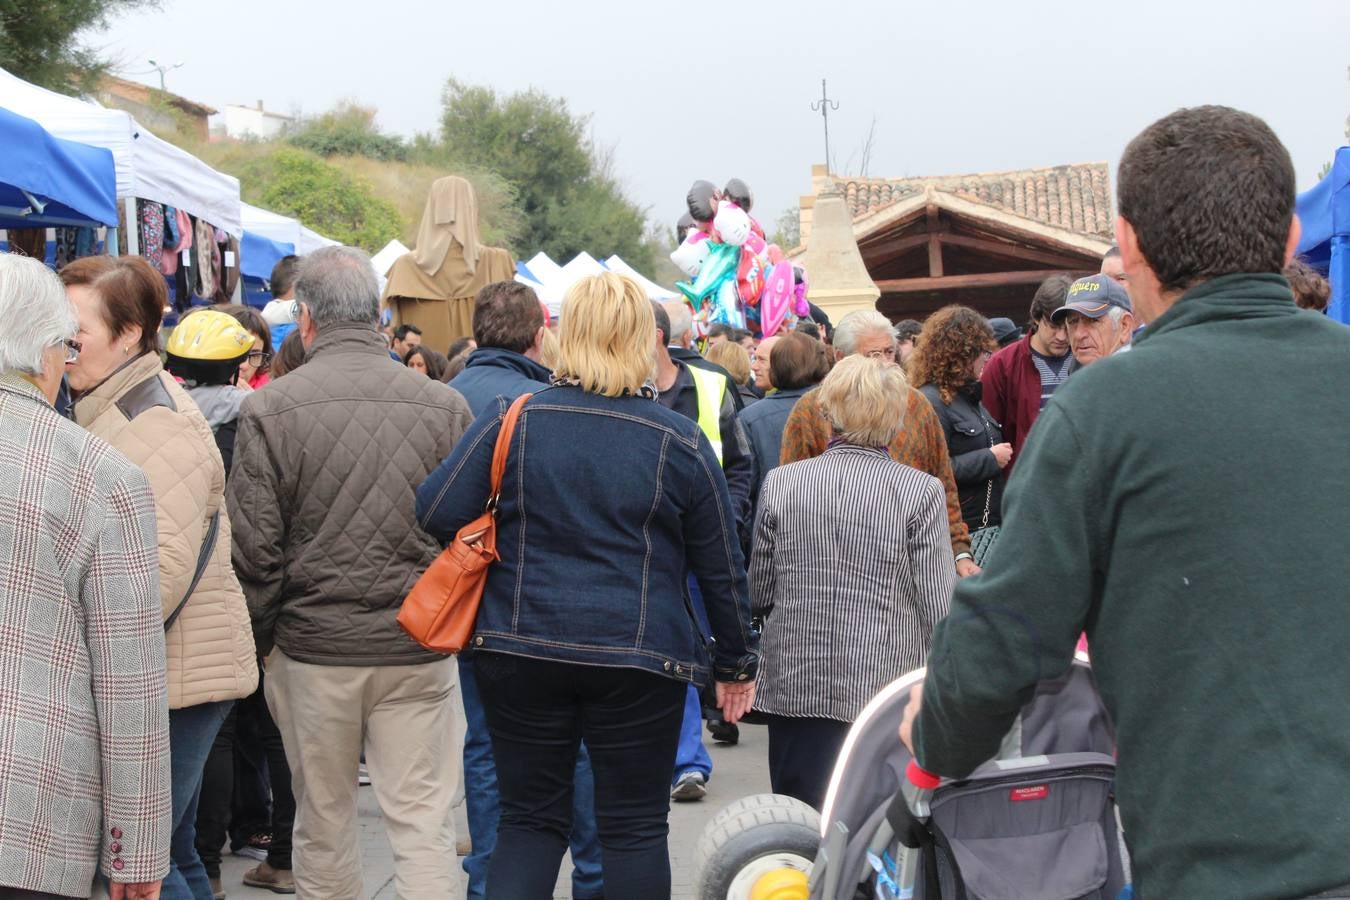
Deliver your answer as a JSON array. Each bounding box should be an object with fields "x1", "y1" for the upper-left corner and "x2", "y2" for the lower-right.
[{"x1": 671, "y1": 179, "x2": 809, "y2": 339}]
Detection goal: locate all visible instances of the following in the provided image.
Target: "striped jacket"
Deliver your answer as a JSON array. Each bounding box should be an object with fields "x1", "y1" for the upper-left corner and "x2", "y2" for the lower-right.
[
  {"x1": 749, "y1": 444, "x2": 955, "y2": 721},
  {"x1": 0, "y1": 374, "x2": 171, "y2": 895}
]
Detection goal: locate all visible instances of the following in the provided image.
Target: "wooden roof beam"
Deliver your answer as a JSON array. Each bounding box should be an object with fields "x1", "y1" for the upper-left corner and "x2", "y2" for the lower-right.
[
  {"x1": 875, "y1": 268, "x2": 1092, "y2": 293},
  {"x1": 926, "y1": 204, "x2": 943, "y2": 277},
  {"x1": 937, "y1": 232, "x2": 1098, "y2": 269}
]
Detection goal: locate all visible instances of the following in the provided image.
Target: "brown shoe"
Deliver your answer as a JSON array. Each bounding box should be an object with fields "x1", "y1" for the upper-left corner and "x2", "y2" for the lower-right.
[{"x1": 243, "y1": 862, "x2": 296, "y2": 894}]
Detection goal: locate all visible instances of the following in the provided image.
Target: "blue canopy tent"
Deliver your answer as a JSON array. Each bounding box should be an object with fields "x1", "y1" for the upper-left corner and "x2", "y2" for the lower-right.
[
  {"x1": 0, "y1": 106, "x2": 118, "y2": 234},
  {"x1": 1295, "y1": 146, "x2": 1350, "y2": 323}
]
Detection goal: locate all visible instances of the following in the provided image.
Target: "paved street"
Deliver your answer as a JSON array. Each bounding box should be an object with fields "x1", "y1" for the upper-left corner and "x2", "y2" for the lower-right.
[{"x1": 220, "y1": 722, "x2": 773, "y2": 899}]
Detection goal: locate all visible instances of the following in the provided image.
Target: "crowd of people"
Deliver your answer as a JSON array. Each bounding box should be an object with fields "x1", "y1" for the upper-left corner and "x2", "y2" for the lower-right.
[{"x1": 0, "y1": 102, "x2": 1348, "y2": 900}]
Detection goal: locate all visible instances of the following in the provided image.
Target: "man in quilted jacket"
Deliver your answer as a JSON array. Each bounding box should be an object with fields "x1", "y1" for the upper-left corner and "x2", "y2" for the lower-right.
[{"x1": 228, "y1": 246, "x2": 474, "y2": 899}]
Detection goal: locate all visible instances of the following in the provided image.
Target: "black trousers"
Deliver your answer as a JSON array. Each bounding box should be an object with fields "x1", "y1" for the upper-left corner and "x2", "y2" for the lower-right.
[
  {"x1": 765, "y1": 715, "x2": 853, "y2": 811},
  {"x1": 474, "y1": 653, "x2": 686, "y2": 900},
  {"x1": 0, "y1": 889, "x2": 80, "y2": 900},
  {"x1": 195, "y1": 672, "x2": 296, "y2": 871}
]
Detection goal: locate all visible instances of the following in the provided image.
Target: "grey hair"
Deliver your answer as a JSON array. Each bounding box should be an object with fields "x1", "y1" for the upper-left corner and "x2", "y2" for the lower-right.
[
  {"x1": 0, "y1": 253, "x2": 77, "y2": 375},
  {"x1": 833, "y1": 309, "x2": 896, "y2": 357},
  {"x1": 1106, "y1": 306, "x2": 1127, "y2": 327},
  {"x1": 661, "y1": 300, "x2": 693, "y2": 344},
  {"x1": 295, "y1": 246, "x2": 380, "y2": 331}
]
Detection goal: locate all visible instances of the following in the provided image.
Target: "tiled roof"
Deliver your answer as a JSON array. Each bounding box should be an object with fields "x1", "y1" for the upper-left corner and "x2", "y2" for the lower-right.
[{"x1": 836, "y1": 163, "x2": 1113, "y2": 238}]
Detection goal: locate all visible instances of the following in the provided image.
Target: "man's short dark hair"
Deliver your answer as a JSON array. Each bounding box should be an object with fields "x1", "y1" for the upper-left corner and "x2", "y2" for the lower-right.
[
  {"x1": 1029, "y1": 274, "x2": 1075, "y2": 324},
  {"x1": 894, "y1": 319, "x2": 923, "y2": 343},
  {"x1": 707, "y1": 323, "x2": 735, "y2": 341},
  {"x1": 269, "y1": 255, "x2": 300, "y2": 298},
  {"x1": 793, "y1": 319, "x2": 821, "y2": 340},
  {"x1": 1102, "y1": 246, "x2": 1121, "y2": 262},
  {"x1": 1118, "y1": 105, "x2": 1295, "y2": 294},
  {"x1": 473, "y1": 282, "x2": 544, "y2": 354},
  {"x1": 394, "y1": 323, "x2": 422, "y2": 342},
  {"x1": 651, "y1": 300, "x2": 672, "y2": 346}
]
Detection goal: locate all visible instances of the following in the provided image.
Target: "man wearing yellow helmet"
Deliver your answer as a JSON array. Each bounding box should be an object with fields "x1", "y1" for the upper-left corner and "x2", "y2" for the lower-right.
[{"x1": 165, "y1": 308, "x2": 256, "y2": 473}]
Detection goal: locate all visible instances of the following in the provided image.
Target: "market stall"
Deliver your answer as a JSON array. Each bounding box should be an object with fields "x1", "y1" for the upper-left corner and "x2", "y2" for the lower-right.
[{"x1": 1296, "y1": 146, "x2": 1349, "y2": 323}]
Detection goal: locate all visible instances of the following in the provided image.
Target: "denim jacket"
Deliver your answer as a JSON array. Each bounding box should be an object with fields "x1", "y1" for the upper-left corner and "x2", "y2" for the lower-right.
[{"x1": 415, "y1": 384, "x2": 759, "y2": 686}]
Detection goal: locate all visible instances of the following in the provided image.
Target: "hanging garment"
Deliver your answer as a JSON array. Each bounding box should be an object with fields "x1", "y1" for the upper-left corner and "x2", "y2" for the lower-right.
[
  {"x1": 193, "y1": 217, "x2": 216, "y2": 300},
  {"x1": 162, "y1": 208, "x2": 193, "y2": 277},
  {"x1": 55, "y1": 227, "x2": 79, "y2": 268},
  {"x1": 138, "y1": 201, "x2": 165, "y2": 272},
  {"x1": 6, "y1": 228, "x2": 46, "y2": 260},
  {"x1": 217, "y1": 235, "x2": 241, "y2": 301}
]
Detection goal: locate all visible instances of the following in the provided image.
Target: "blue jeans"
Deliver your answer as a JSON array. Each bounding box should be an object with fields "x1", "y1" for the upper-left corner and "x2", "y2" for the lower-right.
[
  {"x1": 162, "y1": 700, "x2": 233, "y2": 900},
  {"x1": 460, "y1": 657, "x2": 603, "y2": 899},
  {"x1": 673, "y1": 574, "x2": 713, "y2": 783}
]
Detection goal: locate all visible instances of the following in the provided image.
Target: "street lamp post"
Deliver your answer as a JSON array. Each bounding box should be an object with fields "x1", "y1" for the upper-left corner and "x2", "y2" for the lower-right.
[{"x1": 146, "y1": 59, "x2": 184, "y2": 91}]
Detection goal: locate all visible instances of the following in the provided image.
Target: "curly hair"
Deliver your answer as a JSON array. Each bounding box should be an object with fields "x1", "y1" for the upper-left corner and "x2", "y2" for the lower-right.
[
  {"x1": 906, "y1": 306, "x2": 995, "y2": 405},
  {"x1": 1284, "y1": 258, "x2": 1330, "y2": 312}
]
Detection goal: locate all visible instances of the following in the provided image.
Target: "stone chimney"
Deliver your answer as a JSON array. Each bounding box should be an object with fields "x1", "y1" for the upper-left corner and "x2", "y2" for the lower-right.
[{"x1": 798, "y1": 179, "x2": 880, "y2": 323}]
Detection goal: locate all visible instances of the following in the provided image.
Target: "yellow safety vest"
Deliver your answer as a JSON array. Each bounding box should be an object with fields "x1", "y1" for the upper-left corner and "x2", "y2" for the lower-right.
[{"x1": 687, "y1": 365, "x2": 726, "y2": 465}]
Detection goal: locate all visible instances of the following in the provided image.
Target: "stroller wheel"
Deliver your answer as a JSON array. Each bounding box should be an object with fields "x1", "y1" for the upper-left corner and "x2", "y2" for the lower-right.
[{"x1": 694, "y1": 793, "x2": 819, "y2": 900}]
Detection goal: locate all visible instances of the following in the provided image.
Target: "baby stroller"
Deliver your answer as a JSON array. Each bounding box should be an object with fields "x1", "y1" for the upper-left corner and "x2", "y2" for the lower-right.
[{"x1": 695, "y1": 654, "x2": 1131, "y2": 899}]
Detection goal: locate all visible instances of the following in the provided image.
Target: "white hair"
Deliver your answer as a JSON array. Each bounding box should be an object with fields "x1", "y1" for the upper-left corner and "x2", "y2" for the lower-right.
[
  {"x1": 296, "y1": 246, "x2": 380, "y2": 330},
  {"x1": 1106, "y1": 306, "x2": 1127, "y2": 327},
  {"x1": 661, "y1": 300, "x2": 693, "y2": 345},
  {"x1": 833, "y1": 309, "x2": 896, "y2": 357},
  {"x1": 0, "y1": 254, "x2": 77, "y2": 376}
]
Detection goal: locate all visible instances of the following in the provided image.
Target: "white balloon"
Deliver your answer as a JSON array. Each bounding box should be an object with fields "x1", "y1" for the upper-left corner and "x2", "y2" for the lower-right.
[
  {"x1": 671, "y1": 237, "x2": 711, "y2": 278},
  {"x1": 713, "y1": 204, "x2": 752, "y2": 246}
]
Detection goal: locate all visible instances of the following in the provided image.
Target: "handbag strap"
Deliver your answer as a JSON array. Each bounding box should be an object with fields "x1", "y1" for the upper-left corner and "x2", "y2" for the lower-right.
[
  {"x1": 165, "y1": 511, "x2": 220, "y2": 633},
  {"x1": 486, "y1": 393, "x2": 532, "y2": 512},
  {"x1": 978, "y1": 404, "x2": 996, "y2": 530}
]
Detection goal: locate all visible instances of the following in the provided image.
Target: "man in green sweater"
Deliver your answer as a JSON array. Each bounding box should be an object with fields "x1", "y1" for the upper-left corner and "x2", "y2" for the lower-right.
[{"x1": 900, "y1": 105, "x2": 1350, "y2": 898}]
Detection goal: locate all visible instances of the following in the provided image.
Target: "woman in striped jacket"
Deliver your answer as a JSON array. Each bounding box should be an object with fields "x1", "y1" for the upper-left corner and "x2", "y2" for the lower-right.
[{"x1": 749, "y1": 356, "x2": 955, "y2": 810}]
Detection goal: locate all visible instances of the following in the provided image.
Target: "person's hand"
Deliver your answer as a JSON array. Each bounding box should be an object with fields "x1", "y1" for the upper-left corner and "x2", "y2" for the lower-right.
[
  {"x1": 111, "y1": 881, "x2": 162, "y2": 900},
  {"x1": 991, "y1": 443, "x2": 1013, "y2": 468},
  {"x1": 898, "y1": 682, "x2": 924, "y2": 756},
  {"x1": 715, "y1": 680, "x2": 757, "y2": 724},
  {"x1": 955, "y1": 557, "x2": 981, "y2": 578}
]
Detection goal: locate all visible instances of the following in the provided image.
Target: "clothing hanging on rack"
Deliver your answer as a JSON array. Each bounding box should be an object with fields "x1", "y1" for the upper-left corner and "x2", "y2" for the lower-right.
[
  {"x1": 53, "y1": 227, "x2": 97, "y2": 267},
  {"x1": 137, "y1": 201, "x2": 165, "y2": 272},
  {"x1": 6, "y1": 228, "x2": 46, "y2": 260},
  {"x1": 162, "y1": 207, "x2": 192, "y2": 277},
  {"x1": 193, "y1": 217, "x2": 217, "y2": 300}
]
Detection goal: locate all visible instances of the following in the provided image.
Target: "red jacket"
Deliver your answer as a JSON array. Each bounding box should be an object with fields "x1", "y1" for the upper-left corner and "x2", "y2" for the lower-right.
[{"x1": 980, "y1": 334, "x2": 1041, "y2": 474}]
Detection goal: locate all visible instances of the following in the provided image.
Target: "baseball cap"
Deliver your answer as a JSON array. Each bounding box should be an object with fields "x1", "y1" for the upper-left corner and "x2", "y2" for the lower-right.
[
  {"x1": 1051, "y1": 274, "x2": 1132, "y2": 324},
  {"x1": 988, "y1": 317, "x2": 1021, "y2": 347}
]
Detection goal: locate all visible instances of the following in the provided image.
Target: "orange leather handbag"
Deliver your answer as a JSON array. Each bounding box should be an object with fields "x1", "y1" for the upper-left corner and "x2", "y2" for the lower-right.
[{"x1": 398, "y1": 393, "x2": 531, "y2": 653}]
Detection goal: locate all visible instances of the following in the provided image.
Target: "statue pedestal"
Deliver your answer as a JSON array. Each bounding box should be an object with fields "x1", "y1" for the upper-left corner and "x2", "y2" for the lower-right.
[{"x1": 798, "y1": 182, "x2": 879, "y2": 326}]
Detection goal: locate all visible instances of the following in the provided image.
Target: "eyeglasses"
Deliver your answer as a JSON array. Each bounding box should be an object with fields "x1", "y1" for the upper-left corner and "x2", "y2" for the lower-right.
[
  {"x1": 864, "y1": 347, "x2": 897, "y2": 360},
  {"x1": 246, "y1": 351, "x2": 274, "y2": 367},
  {"x1": 62, "y1": 339, "x2": 82, "y2": 364}
]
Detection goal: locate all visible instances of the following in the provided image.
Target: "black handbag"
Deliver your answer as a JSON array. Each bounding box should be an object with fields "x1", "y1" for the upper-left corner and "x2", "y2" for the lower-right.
[{"x1": 969, "y1": 408, "x2": 1002, "y2": 566}]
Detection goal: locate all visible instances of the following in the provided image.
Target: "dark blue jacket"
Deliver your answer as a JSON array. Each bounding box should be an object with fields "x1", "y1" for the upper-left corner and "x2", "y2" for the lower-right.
[
  {"x1": 448, "y1": 347, "x2": 551, "y2": 419},
  {"x1": 415, "y1": 385, "x2": 759, "y2": 686},
  {"x1": 737, "y1": 386, "x2": 812, "y2": 502}
]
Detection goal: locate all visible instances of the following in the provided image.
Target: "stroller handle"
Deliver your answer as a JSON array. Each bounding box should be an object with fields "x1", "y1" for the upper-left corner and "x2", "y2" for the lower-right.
[{"x1": 906, "y1": 759, "x2": 940, "y2": 790}]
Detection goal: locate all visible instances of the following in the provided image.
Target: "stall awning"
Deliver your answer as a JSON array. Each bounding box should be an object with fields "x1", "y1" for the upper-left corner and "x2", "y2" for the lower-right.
[
  {"x1": 0, "y1": 107, "x2": 117, "y2": 228},
  {"x1": 1295, "y1": 146, "x2": 1349, "y2": 323},
  {"x1": 0, "y1": 66, "x2": 242, "y2": 235}
]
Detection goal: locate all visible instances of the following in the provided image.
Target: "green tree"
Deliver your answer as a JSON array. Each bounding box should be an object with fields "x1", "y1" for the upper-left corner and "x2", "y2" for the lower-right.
[
  {"x1": 439, "y1": 77, "x2": 653, "y2": 270},
  {"x1": 290, "y1": 102, "x2": 408, "y2": 163},
  {"x1": 0, "y1": 0, "x2": 157, "y2": 91},
  {"x1": 769, "y1": 206, "x2": 801, "y2": 250}
]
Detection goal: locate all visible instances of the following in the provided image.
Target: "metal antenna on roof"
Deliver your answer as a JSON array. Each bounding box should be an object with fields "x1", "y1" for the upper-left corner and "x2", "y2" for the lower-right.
[{"x1": 811, "y1": 79, "x2": 839, "y2": 175}]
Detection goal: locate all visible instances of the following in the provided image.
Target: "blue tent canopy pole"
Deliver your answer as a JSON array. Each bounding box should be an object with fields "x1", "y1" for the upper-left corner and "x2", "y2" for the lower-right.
[{"x1": 1295, "y1": 146, "x2": 1350, "y2": 323}]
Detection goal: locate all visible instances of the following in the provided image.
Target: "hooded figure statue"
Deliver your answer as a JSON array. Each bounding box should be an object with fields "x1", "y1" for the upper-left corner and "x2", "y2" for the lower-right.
[{"x1": 382, "y1": 175, "x2": 515, "y2": 350}]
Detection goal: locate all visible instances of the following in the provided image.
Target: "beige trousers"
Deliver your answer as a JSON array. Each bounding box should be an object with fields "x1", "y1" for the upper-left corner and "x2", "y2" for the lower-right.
[{"x1": 265, "y1": 650, "x2": 462, "y2": 899}]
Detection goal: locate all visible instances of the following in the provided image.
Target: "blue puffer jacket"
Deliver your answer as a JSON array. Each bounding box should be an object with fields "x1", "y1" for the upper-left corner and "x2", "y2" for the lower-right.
[
  {"x1": 448, "y1": 347, "x2": 551, "y2": 419},
  {"x1": 415, "y1": 384, "x2": 759, "y2": 686}
]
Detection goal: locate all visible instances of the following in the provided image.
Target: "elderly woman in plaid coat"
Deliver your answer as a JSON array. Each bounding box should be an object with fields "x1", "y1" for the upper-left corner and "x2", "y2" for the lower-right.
[{"x1": 0, "y1": 254, "x2": 170, "y2": 900}]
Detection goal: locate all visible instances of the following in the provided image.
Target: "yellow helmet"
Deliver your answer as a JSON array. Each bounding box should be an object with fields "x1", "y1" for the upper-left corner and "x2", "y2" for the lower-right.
[{"x1": 166, "y1": 309, "x2": 256, "y2": 362}]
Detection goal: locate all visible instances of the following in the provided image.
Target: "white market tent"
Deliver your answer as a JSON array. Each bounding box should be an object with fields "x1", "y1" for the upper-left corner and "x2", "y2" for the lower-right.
[
  {"x1": 0, "y1": 66, "x2": 242, "y2": 236},
  {"x1": 371, "y1": 239, "x2": 412, "y2": 276},
  {"x1": 298, "y1": 225, "x2": 340, "y2": 256},
  {"x1": 516, "y1": 251, "x2": 675, "y2": 316}
]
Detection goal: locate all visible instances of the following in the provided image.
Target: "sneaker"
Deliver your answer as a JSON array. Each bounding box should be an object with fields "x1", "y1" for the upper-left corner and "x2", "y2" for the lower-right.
[
  {"x1": 707, "y1": 718, "x2": 739, "y2": 745},
  {"x1": 232, "y1": 831, "x2": 269, "y2": 862},
  {"x1": 670, "y1": 770, "x2": 707, "y2": 802},
  {"x1": 208, "y1": 874, "x2": 226, "y2": 900},
  {"x1": 358, "y1": 762, "x2": 372, "y2": 786},
  {"x1": 243, "y1": 862, "x2": 297, "y2": 894}
]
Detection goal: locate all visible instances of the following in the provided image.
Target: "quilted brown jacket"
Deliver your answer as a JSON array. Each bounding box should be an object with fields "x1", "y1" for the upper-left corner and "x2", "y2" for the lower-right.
[
  {"x1": 227, "y1": 326, "x2": 473, "y2": 666},
  {"x1": 73, "y1": 352, "x2": 259, "y2": 709}
]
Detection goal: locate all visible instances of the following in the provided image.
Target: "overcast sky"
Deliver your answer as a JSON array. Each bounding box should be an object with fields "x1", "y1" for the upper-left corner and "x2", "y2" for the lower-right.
[{"x1": 100, "y1": 0, "x2": 1349, "y2": 242}]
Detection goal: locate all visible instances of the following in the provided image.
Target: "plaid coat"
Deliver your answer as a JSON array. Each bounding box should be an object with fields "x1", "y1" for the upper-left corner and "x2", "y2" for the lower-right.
[{"x1": 0, "y1": 373, "x2": 171, "y2": 895}]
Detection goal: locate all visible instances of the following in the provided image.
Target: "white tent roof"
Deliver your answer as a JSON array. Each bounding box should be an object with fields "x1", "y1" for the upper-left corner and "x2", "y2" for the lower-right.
[
  {"x1": 297, "y1": 225, "x2": 340, "y2": 256},
  {"x1": 242, "y1": 201, "x2": 338, "y2": 253},
  {"x1": 516, "y1": 252, "x2": 677, "y2": 315},
  {"x1": 371, "y1": 239, "x2": 411, "y2": 275},
  {"x1": 0, "y1": 67, "x2": 242, "y2": 235},
  {"x1": 605, "y1": 255, "x2": 677, "y2": 300}
]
